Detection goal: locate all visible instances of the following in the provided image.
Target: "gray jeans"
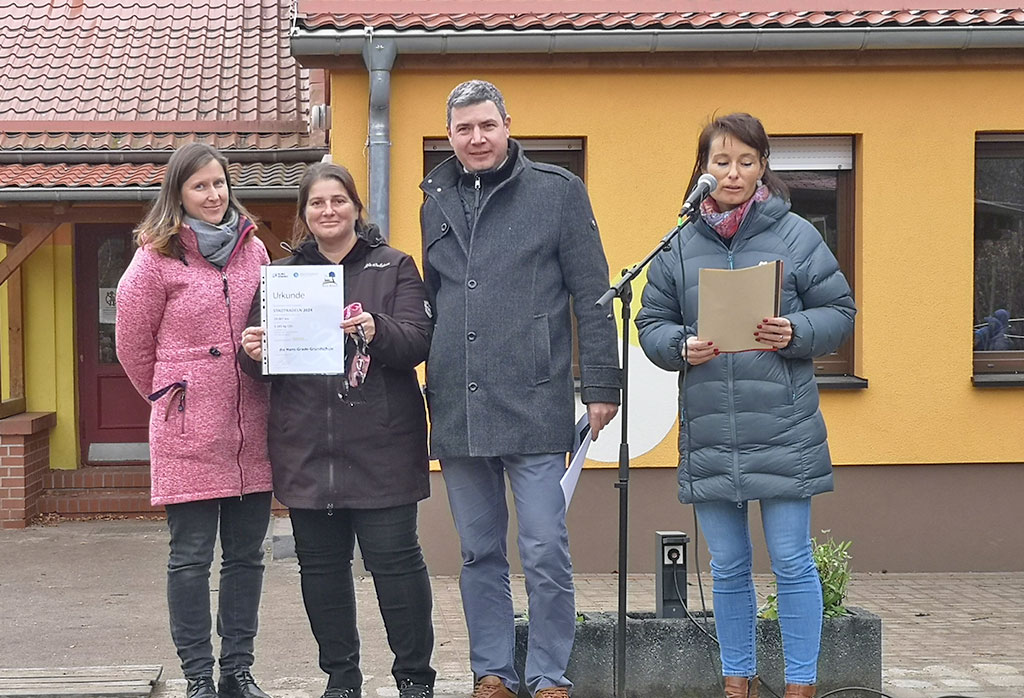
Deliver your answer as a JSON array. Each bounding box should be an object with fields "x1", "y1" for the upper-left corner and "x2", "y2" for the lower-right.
[
  {"x1": 442, "y1": 454, "x2": 574, "y2": 695},
  {"x1": 165, "y1": 492, "x2": 271, "y2": 678}
]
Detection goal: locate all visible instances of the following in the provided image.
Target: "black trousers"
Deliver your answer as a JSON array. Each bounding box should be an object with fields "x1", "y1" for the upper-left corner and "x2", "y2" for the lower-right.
[
  {"x1": 290, "y1": 504, "x2": 436, "y2": 690},
  {"x1": 165, "y1": 492, "x2": 272, "y2": 678}
]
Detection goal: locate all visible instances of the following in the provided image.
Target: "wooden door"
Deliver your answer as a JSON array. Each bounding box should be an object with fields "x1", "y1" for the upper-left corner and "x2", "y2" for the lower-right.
[{"x1": 75, "y1": 224, "x2": 150, "y2": 464}]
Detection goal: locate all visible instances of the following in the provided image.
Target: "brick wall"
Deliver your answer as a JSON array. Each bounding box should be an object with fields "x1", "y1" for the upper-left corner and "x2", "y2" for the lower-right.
[{"x1": 0, "y1": 413, "x2": 57, "y2": 529}]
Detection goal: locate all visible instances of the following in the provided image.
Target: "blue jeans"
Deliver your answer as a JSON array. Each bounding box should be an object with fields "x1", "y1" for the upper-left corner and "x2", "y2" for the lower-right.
[
  {"x1": 290, "y1": 504, "x2": 435, "y2": 691},
  {"x1": 695, "y1": 498, "x2": 822, "y2": 685},
  {"x1": 442, "y1": 454, "x2": 574, "y2": 696},
  {"x1": 165, "y1": 492, "x2": 271, "y2": 678}
]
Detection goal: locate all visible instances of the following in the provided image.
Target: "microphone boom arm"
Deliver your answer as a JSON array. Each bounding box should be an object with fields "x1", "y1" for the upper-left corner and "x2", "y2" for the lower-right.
[{"x1": 596, "y1": 205, "x2": 700, "y2": 310}]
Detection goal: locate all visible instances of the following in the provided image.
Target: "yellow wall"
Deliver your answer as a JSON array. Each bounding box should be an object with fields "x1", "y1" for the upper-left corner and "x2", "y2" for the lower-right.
[
  {"x1": 327, "y1": 59, "x2": 1023, "y2": 468},
  {"x1": 24, "y1": 226, "x2": 80, "y2": 469}
]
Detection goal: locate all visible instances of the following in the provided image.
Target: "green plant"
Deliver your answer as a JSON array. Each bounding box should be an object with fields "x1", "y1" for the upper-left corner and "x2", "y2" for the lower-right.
[{"x1": 758, "y1": 531, "x2": 851, "y2": 620}]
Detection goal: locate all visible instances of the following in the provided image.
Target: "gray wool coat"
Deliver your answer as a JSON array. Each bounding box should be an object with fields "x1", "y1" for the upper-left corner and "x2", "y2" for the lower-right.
[
  {"x1": 420, "y1": 141, "x2": 621, "y2": 458},
  {"x1": 635, "y1": 195, "x2": 856, "y2": 504}
]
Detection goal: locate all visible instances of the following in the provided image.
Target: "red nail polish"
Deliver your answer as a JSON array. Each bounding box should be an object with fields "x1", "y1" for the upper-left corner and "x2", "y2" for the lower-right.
[
  {"x1": 708, "y1": 341, "x2": 714, "y2": 346},
  {"x1": 754, "y1": 332, "x2": 760, "y2": 336},
  {"x1": 714, "y1": 349, "x2": 720, "y2": 355}
]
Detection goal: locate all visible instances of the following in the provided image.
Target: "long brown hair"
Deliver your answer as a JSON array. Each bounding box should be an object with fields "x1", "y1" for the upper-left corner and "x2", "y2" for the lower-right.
[
  {"x1": 134, "y1": 143, "x2": 255, "y2": 257},
  {"x1": 685, "y1": 113, "x2": 789, "y2": 202},
  {"x1": 290, "y1": 162, "x2": 369, "y2": 248}
]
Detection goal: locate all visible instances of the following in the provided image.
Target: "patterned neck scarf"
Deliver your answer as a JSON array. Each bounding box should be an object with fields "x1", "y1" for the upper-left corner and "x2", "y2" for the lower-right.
[
  {"x1": 700, "y1": 184, "x2": 771, "y2": 240},
  {"x1": 184, "y1": 207, "x2": 241, "y2": 268}
]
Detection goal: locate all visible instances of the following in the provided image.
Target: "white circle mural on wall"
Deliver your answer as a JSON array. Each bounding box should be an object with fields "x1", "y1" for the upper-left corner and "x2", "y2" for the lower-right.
[{"x1": 574, "y1": 341, "x2": 679, "y2": 463}]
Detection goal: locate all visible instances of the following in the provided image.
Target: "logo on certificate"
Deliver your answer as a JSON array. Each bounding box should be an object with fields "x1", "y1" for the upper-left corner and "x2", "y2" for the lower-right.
[{"x1": 323, "y1": 271, "x2": 338, "y2": 286}]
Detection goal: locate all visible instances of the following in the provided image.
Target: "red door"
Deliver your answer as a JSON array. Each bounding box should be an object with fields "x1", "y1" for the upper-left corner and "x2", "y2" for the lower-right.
[{"x1": 75, "y1": 224, "x2": 150, "y2": 464}]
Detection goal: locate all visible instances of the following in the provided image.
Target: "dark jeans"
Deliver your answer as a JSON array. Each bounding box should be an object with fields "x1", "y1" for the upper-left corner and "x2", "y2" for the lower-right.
[
  {"x1": 165, "y1": 492, "x2": 272, "y2": 678},
  {"x1": 291, "y1": 504, "x2": 435, "y2": 690}
]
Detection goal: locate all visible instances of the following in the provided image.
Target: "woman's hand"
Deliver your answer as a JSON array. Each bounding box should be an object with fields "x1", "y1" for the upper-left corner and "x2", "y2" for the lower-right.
[
  {"x1": 341, "y1": 311, "x2": 376, "y2": 344},
  {"x1": 683, "y1": 336, "x2": 718, "y2": 366},
  {"x1": 754, "y1": 316, "x2": 793, "y2": 349},
  {"x1": 241, "y1": 326, "x2": 264, "y2": 361}
]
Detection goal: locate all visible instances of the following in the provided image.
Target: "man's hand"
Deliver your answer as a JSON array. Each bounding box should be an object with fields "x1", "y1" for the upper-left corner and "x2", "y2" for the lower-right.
[{"x1": 587, "y1": 402, "x2": 618, "y2": 441}]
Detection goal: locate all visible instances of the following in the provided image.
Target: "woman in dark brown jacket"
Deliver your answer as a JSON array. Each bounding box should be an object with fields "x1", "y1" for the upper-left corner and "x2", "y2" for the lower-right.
[{"x1": 238, "y1": 163, "x2": 435, "y2": 698}]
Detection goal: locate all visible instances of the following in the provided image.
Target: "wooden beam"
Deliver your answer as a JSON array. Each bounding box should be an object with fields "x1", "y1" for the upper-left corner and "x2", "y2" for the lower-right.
[
  {"x1": 0, "y1": 223, "x2": 21, "y2": 245},
  {"x1": 0, "y1": 205, "x2": 147, "y2": 225},
  {"x1": 0, "y1": 397, "x2": 26, "y2": 420},
  {"x1": 0, "y1": 224, "x2": 59, "y2": 286},
  {"x1": 7, "y1": 265, "x2": 24, "y2": 399}
]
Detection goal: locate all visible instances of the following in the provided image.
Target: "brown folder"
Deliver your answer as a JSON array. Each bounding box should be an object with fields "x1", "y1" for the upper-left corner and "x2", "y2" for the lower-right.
[{"x1": 697, "y1": 261, "x2": 783, "y2": 353}]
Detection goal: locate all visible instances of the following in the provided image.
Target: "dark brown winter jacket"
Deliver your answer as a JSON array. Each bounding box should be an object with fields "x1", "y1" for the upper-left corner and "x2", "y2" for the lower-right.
[{"x1": 238, "y1": 228, "x2": 433, "y2": 510}]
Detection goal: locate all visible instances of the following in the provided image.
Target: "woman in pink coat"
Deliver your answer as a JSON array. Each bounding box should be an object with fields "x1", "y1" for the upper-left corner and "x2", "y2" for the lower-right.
[{"x1": 116, "y1": 143, "x2": 274, "y2": 698}]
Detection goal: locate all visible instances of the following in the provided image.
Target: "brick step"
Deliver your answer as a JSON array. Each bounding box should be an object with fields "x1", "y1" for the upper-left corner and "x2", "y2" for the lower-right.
[
  {"x1": 42, "y1": 465, "x2": 286, "y2": 517},
  {"x1": 38, "y1": 488, "x2": 163, "y2": 516},
  {"x1": 44, "y1": 464, "x2": 151, "y2": 490}
]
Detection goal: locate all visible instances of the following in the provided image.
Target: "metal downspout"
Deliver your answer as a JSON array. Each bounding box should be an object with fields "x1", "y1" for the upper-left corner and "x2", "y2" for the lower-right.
[{"x1": 362, "y1": 33, "x2": 397, "y2": 241}]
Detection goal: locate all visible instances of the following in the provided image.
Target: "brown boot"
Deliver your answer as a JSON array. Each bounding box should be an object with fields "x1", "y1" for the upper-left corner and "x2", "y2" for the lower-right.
[
  {"x1": 724, "y1": 676, "x2": 760, "y2": 698},
  {"x1": 783, "y1": 684, "x2": 815, "y2": 698},
  {"x1": 472, "y1": 676, "x2": 516, "y2": 698},
  {"x1": 534, "y1": 688, "x2": 570, "y2": 698}
]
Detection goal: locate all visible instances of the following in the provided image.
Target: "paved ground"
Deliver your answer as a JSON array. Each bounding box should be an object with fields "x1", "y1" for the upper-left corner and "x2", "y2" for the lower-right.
[{"x1": 1, "y1": 519, "x2": 1021, "y2": 698}]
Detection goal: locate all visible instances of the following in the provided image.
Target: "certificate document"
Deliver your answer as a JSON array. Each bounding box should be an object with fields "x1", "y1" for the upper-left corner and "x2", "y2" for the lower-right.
[{"x1": 261, "y1": 265, "x2": 345, "y2": 375}]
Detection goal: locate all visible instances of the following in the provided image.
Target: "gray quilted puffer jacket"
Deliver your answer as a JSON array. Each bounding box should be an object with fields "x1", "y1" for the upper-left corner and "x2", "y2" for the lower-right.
[{"x1": 635, "y1": 195, "x2": 856, "y2": 504}]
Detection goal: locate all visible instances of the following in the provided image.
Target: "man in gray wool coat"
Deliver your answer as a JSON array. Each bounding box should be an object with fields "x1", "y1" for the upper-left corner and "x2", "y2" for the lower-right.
[{"x1": 420, "y1": 80, "x2": 621, "y2": 698}]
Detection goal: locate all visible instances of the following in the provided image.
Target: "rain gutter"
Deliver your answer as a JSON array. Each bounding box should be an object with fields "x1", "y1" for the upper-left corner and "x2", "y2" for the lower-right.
[
  {"x1": 362, "y1": 34, "x2": 398, "y2": 241},
  {"x1": 0, "y1": 187, "x2": 299, "y2": 202},
  {"x1": 0, "y1": 148, "x2": 327, "y2": 165},
  {"x1": 291, "y1": 25, "x2": 1024, "y2": 55}
]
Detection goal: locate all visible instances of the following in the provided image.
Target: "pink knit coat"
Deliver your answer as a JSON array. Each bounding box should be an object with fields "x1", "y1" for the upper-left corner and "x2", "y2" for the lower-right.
[{"x1": 116, "y1": 220, "x2": 272, "y2": 506}]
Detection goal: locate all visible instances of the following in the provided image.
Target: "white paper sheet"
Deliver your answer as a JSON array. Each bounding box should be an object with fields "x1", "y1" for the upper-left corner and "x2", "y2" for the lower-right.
[
  {"x1": 560, "y1": 415, "x2": 592, "y2": 510},
  {"x1": 261, "y1": 265, "x2": 346, "y2": 375}
]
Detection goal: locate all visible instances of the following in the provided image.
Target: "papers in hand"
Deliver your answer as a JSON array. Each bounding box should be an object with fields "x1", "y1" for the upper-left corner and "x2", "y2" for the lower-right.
[
  {"x1": 697, "y1": 260, "x2": 782, "y2": 353},
  {"x1": 261, "y1": 265, "x2": 346, "y2": 375},
  {"x1": 560, "y1": 414, "x2": 592, "y2": 510}
]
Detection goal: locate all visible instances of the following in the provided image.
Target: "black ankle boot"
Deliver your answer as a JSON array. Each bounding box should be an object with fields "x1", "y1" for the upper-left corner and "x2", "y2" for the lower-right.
[
  {"x1": 218, "y1": 670, "x2": 271, "y2": 698},
  {"x1": 186, "y1": 676, "x2": 218, "y2": 698}
]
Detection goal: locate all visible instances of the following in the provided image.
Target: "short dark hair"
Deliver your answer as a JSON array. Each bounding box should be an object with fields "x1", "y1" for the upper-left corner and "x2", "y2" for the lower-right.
[
  {"x1": 291, "y1": 162, "x2": 368, "y2": 247},
  {"x1": 685, "y1": 112, "x2": 789, "y2": 201},
  {"x1": 446, "y1": 80, "x2": 507, "y2": 127}
]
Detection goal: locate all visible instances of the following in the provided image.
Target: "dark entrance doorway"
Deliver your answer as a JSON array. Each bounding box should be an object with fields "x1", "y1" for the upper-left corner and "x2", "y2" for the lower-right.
[{"x1": 75, "y1": 224, "x2": 149, "y2": 464}]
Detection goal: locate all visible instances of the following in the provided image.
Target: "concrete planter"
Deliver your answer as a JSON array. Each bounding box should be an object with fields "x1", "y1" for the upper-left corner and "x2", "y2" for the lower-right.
[{"x1": 514, "y1": 608, "x2": 880, "y2": 698}]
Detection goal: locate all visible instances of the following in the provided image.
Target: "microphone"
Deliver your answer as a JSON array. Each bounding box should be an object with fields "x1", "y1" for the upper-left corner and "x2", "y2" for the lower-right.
[{"x1": 678, "y1": 173, "x2": 718, "y2": 219}]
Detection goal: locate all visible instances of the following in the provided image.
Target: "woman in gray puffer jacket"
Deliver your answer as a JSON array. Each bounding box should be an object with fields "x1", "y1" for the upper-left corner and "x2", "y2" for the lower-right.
[{"x1": 636, "y1": 113, "x2": 856, "y2": 698}]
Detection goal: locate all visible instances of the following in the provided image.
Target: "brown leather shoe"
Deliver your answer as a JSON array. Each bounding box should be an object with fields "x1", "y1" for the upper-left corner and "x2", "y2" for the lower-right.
[
  {"x1": 724, "y1": 675, "x2": 760, "y2": 698},
  {"x1": 473, "y1": 676, "x2": 516, "y2": 698},
  {"x1": 534, "y1": 688, "x2": 570, "y2": 698},
  {"x1": 783, "y1": 684, "x2": 815, "y2": 698}
]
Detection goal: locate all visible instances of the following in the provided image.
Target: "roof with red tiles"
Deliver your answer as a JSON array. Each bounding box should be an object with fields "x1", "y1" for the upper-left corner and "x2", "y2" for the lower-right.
[
  {"x1": 0, "y1": 0, "x2": 322, "y2": 191},
  {"x1": 0, "y1": 0, "x2": 308, "y2": 136},
  {"x1": 296, "y1": 1, "x2": 1024, "y2": 30},
  {"x1": 0, "y1": 162, "x2": 309, "y2": 190}
]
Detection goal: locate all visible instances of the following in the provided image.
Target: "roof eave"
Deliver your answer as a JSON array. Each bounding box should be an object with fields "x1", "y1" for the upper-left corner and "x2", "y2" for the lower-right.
[
  {"x1": 0, "y1": 148, "x2": 329, "y2": 165},
  {"x1": 0, "y1": 187, "x2": 300, "y2": 202},
  {"x1": 291, "y1": 25, "x2": 1024, "y2": 57}
]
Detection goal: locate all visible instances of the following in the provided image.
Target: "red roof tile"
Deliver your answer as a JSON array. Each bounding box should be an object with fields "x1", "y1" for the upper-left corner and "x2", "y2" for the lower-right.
[
  {"x1": 296, "y1": 2, "x2": 1024, "y2": 31},
  {"x1": 0, "y1": 162, "x2": 309, "y2": 190},
  {"x1": 0, "y1": 0, "x2": 311, "y2": 138},
  {"x1": 0, "y1": 132, "x2": 312, "y2": 153}
]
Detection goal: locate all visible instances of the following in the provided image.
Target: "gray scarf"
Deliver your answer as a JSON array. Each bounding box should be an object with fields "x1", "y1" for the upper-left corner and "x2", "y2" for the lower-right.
[{"x1": 184, "y1": 207, "x2": 241, "y2": 268}]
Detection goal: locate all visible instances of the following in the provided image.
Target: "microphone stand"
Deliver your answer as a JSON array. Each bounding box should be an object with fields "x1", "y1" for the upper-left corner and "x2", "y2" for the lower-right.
[{"x1": 596, "y1": 204, "x2": 700, "y2": 698}]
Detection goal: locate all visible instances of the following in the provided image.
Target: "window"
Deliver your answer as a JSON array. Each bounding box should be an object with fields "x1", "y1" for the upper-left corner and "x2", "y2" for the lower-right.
[
  {"x1": 423, "y1": 138, "x2": 586, "y2": 379},
  {"x1": 974, "y1": 137, "x2": 1024, "y2": 377},
  {"x1": 423, "y1": 137, "x2": 584, "y2": 178},
  {"x1": 770, "y1": 137, "x2": 858, "y2": 379}
]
